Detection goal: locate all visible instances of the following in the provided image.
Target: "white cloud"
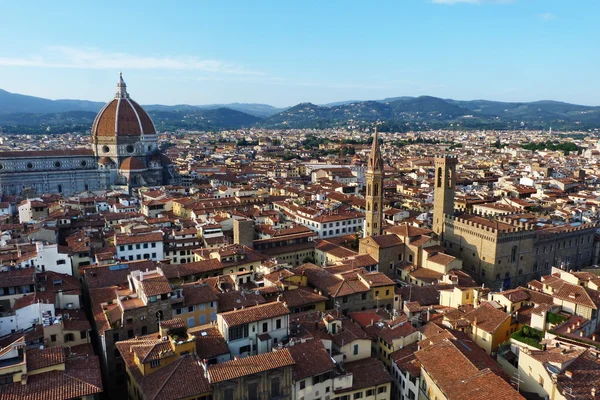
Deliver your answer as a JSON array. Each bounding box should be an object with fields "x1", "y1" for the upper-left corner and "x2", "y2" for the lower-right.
[
  {"x1": 0, "y1": 46, "x2": 262, "y2": 75},
  {"x1": 537, "y1": 12, "x2": 556, "y2": 21}
]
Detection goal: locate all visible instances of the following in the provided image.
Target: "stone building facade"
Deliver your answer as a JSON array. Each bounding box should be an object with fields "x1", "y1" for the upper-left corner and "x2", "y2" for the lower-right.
[{"x1": 433, "y1": 154, "x2": 597, "y2": 290}]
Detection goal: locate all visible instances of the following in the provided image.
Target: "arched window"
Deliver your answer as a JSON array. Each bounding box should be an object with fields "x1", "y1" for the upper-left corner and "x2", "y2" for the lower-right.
[
  {"x1": 437, "y1": 167, "x2": 442, "y2": 187},
  {"x1": 367, "y1": 184, "x2": 371, "y2": 196},
  {"x1": 374, "y1": 202, "x2": 378, "y2": 212},
  {"x1": 374, "y1": 183, "x2": 379, "y2": 196},
  {"x1": 511, "y1": 246, "x2": 517, "y2": 263},
  {"x1": 447, "y1": 168, "x2": 453, "y2": 187}
]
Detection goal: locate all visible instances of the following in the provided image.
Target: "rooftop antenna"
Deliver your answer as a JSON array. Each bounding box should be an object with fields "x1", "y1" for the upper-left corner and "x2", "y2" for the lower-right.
[{"x1": 334, "y1": 301, "x2": 341, "y2": 318}]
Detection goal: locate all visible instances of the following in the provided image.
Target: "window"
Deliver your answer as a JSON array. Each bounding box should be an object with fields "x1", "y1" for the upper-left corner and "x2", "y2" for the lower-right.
[
  {"x1": 276, "y1": 319, "x2": 282, "y2": 329},
  {"x1": 353, "y1": 344, "x2": 359, "y2": 355},
  {"x1": 136, "y1": 244, "x2": 141, "y2": 250},
  {"x1": 176, "y1": 308, "x2": 182, "y2": 315},
  {"x1": 150, "y1": 359, "x2": 160, "y2": 368},
  {"x1": 143, "y1": 243, "x2": 148, "y2": 249},
  {"x1": 271, "y1": 376, "x2": 281, "y2": 397},
  {"x1": 56, "y1": 259, "x2": 66, "y2": 265},
  {"x1": 51, "y1": 334, "x2": 57, "y2": 342},
  {"x1": 228, "y1": 324, "x2": 249, "y2": 341},
  {"x1": 151, "y1": 242, "x2": 156, "y2": 248},
  {"x1": 188, "y1": 317, "x2": 195, "y2": 327},
  {"x1": 263, "y1": 322, "x2": 268, "y2": 332},
  {"x1": 366, "y1": 390, "x2": 374, "y2": 397},
  {"x1": 80, "y1": 331, "x2": 87, "y2": 339},
  {"x1": 188, "y1": 305, "x2": 195, "y2": 312},
  {"x1": 300, "y1": 380, "x2": 306, "y2": 390},
  {"x1": 378, "y1": 386, "x2": 387, "y2": 394},
  {"x1": 224, "y1": 388, "x2": 234, "y2": 400},
  {"x1": 248, "y1": 382, "x2": 259, "y2": 400},
  {"x1": 354, "y1": 393, "x2": 363, "y2": 399},
  {"x1": 141, "y1": 326, "x2": 147, "y2": 335}
]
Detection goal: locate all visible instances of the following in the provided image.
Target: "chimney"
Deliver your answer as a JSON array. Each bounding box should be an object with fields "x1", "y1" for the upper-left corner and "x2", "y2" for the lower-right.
[{"x1": 565, "y1": 370, "x2": 573, "y2": 379}]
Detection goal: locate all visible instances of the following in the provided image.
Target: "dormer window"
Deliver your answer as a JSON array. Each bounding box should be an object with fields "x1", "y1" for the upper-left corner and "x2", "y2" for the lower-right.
[{"x1": 150, "y1": 359, "x2": 160, "y2": 368}]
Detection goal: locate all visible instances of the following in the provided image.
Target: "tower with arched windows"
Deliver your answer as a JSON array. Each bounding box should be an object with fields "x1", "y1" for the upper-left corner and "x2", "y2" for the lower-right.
[
  {"x1": 433, "y1": 155, "x2": 458, "y2": 239},
  {"x1": 364, "y1": 129, "x2": 384, "y2": 237}
]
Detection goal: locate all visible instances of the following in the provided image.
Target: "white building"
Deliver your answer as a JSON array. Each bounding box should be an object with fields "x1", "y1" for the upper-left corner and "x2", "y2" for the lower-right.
[
  {"x1": 15, "y1": 242, "x2": 73, "y2": 275},
  {"x1": 115, "y1": 231, "x2": 164, "y2": 262},
  {"x1": 217, "y1": 301, "x2": 290, "y2": 357}
]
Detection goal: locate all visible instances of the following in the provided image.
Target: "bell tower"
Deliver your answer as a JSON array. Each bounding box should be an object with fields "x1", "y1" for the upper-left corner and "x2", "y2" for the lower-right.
[
  {"x1": 433, "y1": 155, "x2": 458, "y2": 240},
  {"x1": 364, "y1": 129, "x2": 384, "y2": 237}
]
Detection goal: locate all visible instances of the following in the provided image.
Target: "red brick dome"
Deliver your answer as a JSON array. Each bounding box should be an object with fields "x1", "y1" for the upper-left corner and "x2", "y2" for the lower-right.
[
  {"x1": 119, "y1": 157, "x2": 146, "y2": 171},
  {"x1": 91, "y1": 74, "x2": 156, "y2": 138}
]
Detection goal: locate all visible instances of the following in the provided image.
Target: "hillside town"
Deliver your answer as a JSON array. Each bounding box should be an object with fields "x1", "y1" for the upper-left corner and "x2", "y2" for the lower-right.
[{"x1": 1, "y1": 82, "x2": 600, "y2": 400}]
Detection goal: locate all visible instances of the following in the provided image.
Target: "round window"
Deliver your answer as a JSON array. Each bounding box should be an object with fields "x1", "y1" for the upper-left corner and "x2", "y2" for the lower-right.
[
  {"x1": 126, "y1": 145, "x2": 135, "y2": 153},
  {"x1": 80, "y1": 160, "x2": 87, "y2": 167},
  {"x1": 26, "y1": 162, "x2": 33, "y2": 169},
  {"x1": 102, "y1": 145, "x2": 110, "y2": 153},
  {"x1": 54, "y1": 161, "x2": 61, "y2": 168}
]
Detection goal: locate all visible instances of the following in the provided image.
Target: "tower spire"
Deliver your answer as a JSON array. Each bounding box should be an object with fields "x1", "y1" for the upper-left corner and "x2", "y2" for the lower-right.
[
  {"x1": 115, "y1": 72, "x2": 129, "y2": 99},
  {"x1": 368, "y1": 127, "x2": 383, "y2": 172}
]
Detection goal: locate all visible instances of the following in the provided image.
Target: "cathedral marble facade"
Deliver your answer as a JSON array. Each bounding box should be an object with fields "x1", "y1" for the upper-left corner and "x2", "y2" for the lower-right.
[{"x1": 0, "y1": 74, "x2": 177, "y2": 196}]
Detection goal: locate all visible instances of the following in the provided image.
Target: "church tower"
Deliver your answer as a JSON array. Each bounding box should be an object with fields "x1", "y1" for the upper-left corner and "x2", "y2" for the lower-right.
[
  {"x1": 364, "y1": 129, "x2": 384, "y2": 237},
  {"x1": 433, "y1": 155, "x2": 458, "y2": 240}
]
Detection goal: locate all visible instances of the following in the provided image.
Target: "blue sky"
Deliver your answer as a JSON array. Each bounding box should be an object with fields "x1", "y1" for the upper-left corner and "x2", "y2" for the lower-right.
[{"x1": 1, "y1": 0, "x2": 598, "y2": 107}]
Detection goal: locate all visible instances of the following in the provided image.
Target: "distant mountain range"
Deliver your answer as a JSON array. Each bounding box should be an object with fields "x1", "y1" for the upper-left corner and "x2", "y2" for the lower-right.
[{"x1": 0, "y1": 88, "x2": 599, "y2": 134}]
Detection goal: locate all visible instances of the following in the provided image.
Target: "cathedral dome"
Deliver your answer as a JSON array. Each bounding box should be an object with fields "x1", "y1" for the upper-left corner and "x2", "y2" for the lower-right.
[
  {"x1": 119, "y1": 156, "x2": 147, "y2": 171},
  {"x1": 91, "y1": 73, "x2": 156, "y2": 138}
]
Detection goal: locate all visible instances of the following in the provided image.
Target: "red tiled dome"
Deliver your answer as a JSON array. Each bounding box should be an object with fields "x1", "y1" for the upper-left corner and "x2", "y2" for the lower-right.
[
  {"x1": 91, "y1": 74, "x2": 156, "y2": 138},
  {"x1": 119, "y1": 157, "x2": 146, "y2": 171},
  {"x1": 98, "y1": 157, "x2": 114, "y2": 165}
]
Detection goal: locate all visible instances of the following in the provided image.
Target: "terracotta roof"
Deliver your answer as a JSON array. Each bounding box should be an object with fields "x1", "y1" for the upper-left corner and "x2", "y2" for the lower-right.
[
  {"x1": 116, "y1": 231, "x2": 162, "y2": 245},
  {"x1": 335, "y1": 357, "x2": 392, "y2": 393},
  {"x1": 188, "y1": 324, "x2": 230, "y2": 359},
  {"x1": 366, "y1": 234, "x2": 403, "y2": 248},
  {"x1": 415, "y1": 337, "x2": 521, "y2": 400},
  {"x1": 26, "y1": 346, "x2": 65, "y2": 371},
  {"x1": 181, "y1": 283, "x2": 219, "y2": 306},
  {"x1": 555, "y1": 349, "x2": 600, "y2": 400},
  {"x1": 219, "y1": 301, "x2": 289, "y2": 327},
  {"x1": 0, "y1": 351, "x2": 102, "y2": 400},
  {"x1": 91, "y1": 95, "x2": 156, "y2": 138},
  {"x1": 462, "y1": 302, "x2": 511, "y2": 334},
  {"x1": 119, "y1": 156, "x2": 147, "y2": 171},
  {"x1": 207, "y1": 349, "x2": 294, "y2": 383},
  {"x1": 287, "y1": 339, "x2": 335, "y2": 381},
  {"x1": 140, "y1": 275, "x2": 172, "y2": 297},
  {"x1": 161, "y1": 259, "x2": 223, "y2": 280},
  {"x1": 216, "y1": 291, "x2": 266, "y2": 313}
]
